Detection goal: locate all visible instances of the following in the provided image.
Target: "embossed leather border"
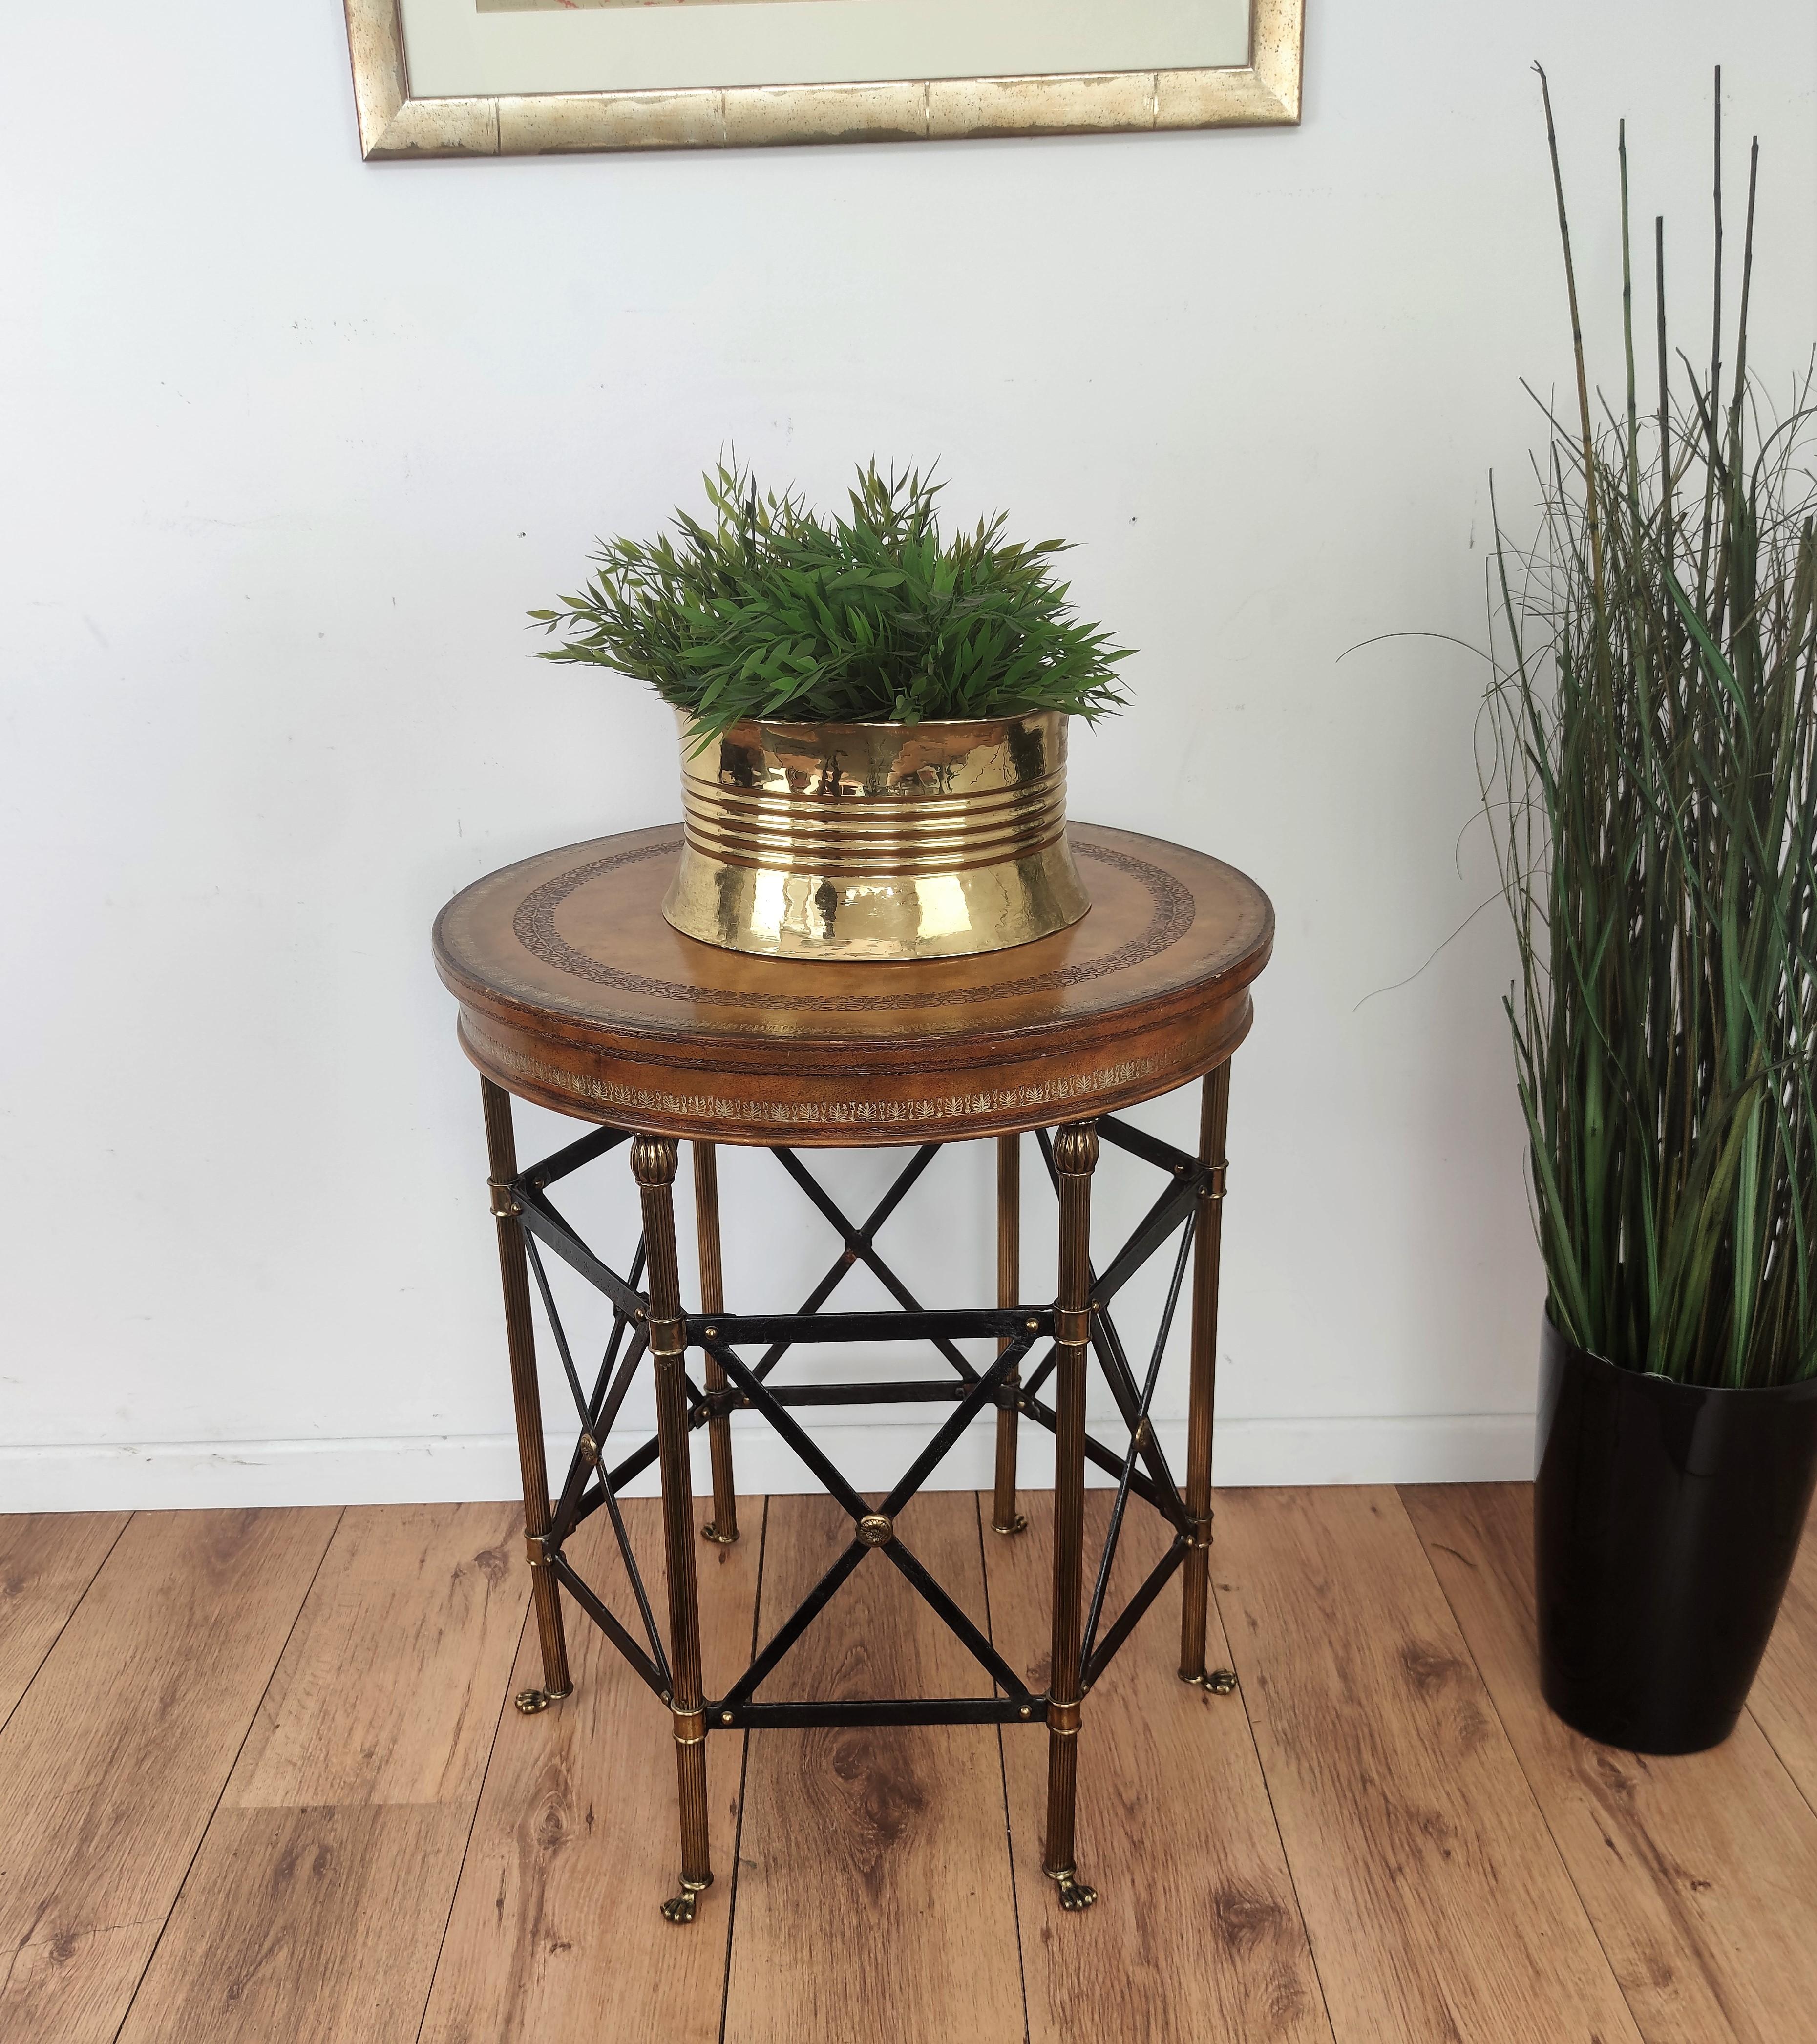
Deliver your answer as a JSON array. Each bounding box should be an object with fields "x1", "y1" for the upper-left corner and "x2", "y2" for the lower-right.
[{"x1": 509, "y1": 837, "x2": 1195, "y2": 1014}]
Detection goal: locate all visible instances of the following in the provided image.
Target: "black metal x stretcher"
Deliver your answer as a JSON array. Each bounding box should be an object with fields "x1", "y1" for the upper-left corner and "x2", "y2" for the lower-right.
[{"x1": 483, "y1": 1082, "x2": 1233, "y2": 1924}]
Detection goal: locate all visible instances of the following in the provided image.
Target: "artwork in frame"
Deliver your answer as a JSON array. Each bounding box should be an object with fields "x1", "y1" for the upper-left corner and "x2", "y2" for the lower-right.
[{"x1": 342, "y1": 0, "x2": 1303, "y2": 158}]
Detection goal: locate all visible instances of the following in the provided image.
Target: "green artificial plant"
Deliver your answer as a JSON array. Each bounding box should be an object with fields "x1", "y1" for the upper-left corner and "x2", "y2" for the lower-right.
[
  {"x1": 531, "y1": 460, "x2": 1129, "y2": 743},
  {"x1": 1485, "y1": 69, "x2": 1817, "y2": 1387}
]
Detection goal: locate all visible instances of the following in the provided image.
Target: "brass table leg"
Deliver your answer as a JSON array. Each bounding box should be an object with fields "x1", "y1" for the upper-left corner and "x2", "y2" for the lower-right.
[
  {"x1": 693, "y1": 1142, "x2": 739, "y2": 1547},
  {"x1": 990, "y1": 1133, "x2": 1027, "y2": 1537},
  {"x1": 634, "y1": 1136, "x2": 715, "y2": 1924},
  {"x1": 480, "y1": 1077, "x2": 573, "y2": 1716},
  {"x1": 1180, "y1": 1063, "x2": 1237, "y2": 1694},
  {"x1": 1043, "y1": 1119, "x2": 1099, "y2": 1911}
]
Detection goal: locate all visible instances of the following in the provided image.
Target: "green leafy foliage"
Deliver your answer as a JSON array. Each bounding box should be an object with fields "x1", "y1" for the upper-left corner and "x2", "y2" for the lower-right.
[
  {"x1": 1483, "y1": 72, "x2": 1817, "y2": 1385},
  {"x1": 529, "y1": 461, "x2": 1130, "y2": 741}
]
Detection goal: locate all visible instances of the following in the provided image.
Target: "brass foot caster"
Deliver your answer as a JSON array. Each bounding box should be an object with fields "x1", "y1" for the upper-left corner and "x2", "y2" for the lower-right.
[
  {"x1": 701, "y1": 1522, "x2": 740, "y2": 1546},
  {"x1": 1045, "y1": 1867, "x2": 1099, "y2": 1912},
  {"x1": 514, "y1": 1685, "x2": 572, "y2": 1715},
  {"x1": 991, "y1": 1513, "x2": 1029, "y2": 1536},
  {"x1": 1179, "y1": 1666, "x2": 1238, "y2": 1694},
  {"x1": 660, "y1": 1875, "x2": 712, "y2": 1925}
]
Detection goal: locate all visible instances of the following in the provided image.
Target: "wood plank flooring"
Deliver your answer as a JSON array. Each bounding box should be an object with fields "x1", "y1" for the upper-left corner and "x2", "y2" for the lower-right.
[
  {"x1": 0, "y1": 1485, "x2": 1809, "y2": 2043},
  {"x1": 120, "y1": 1503, "x2": 529, "y2": 2044},
  {"x1": 1748, "y1": 1507, "x2": 1817, "y2": 1815},
  {"x1": 0, "y1": 1512, "x2": 128, "y2": 1731},
  {"x1": 1403, "y1": 1485, "x2": 1817, "y2": 2044},
  {"x1": 0, "y1": 1509, "x2": 340, "y2": 2044},
  {"x1": 727, "y1": 1492, "x2": 1024, "y2": 2044},
  {"x1": 1213, "y1": 1487, "x2": 1643, "y2": 2044},
  {"x1": 418, "y1": 1497, "x2": 759, "y2": 2044},
  {"x1": 987, "y1": 1491, "x2": 1331, "y2": 2044}
]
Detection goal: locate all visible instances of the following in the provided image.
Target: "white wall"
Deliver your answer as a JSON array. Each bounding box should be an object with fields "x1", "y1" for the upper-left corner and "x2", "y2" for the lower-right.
[{"x1": 3, "y1": 3, "x2": 1813, "y2": 1510}]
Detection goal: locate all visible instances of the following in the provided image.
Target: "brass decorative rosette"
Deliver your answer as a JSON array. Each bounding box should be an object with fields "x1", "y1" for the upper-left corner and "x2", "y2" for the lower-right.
[{"x1": 662, "y1": 711, "x2": 1092, "y2": 962}]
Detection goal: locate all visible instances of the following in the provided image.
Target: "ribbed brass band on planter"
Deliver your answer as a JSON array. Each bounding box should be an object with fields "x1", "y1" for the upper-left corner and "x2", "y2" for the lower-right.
[{"x1": 661, "y1": 710, "x2": 1092, "y2": 961}]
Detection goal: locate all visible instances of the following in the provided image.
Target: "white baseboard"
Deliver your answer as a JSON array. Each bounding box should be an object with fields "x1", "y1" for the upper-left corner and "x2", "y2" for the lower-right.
[{"x1": 0, "y1": 1412, "x2": 1533, "y2": 1513}]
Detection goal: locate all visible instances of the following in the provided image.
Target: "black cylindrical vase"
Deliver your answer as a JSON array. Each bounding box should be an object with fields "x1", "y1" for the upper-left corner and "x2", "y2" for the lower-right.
[{"x1": 1534, "y1": 1308, "x2": 1817, "y2": 1753}]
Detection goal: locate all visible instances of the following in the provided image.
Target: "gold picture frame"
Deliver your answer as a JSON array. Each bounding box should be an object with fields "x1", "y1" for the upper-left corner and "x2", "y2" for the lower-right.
[{"x1": 342, "y1": 0, "x2": 1303, "y2": 160}]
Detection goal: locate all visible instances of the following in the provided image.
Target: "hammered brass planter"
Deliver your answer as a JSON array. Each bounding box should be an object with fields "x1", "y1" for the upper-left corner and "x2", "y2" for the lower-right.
[{"x1": 661, "y1": 711, "x2": 1092, "y2": 962}]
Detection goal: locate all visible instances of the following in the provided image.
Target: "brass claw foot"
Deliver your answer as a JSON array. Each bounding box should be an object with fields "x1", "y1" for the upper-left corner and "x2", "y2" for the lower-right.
[
  {"x1": 660, "y1": 1875, "x2": 712, "y2": 1925},
  {"x1": 701, "y1": 1522, "x2": 739, "y2": 1546},
  {"x1": 514, "y1": 1685, "x2": 572, "y2": 1715},
  {"x1": 1179, "y1": 1666, "x2": 1238, "y2": 1694},
  {"x1": 1046, "y1": 1867, "x2": 1099, "y2": 1912},
  {"x1": 991, "y1": 1513, "x2": 1029, "y2": 1536}
]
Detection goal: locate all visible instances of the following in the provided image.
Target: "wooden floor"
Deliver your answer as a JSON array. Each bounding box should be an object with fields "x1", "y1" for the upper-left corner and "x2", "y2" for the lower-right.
[{"x1": 2, "y1": 1485, "x2": 1814, "y2": 2044}]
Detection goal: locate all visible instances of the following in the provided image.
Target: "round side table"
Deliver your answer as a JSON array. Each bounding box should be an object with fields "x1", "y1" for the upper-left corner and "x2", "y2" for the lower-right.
[{"x1": 434, "y1": 821, "x2": 1272, "y2": 1922}]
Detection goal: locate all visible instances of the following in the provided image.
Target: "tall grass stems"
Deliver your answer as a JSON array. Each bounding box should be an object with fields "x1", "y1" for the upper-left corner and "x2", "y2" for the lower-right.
[{"x1": 1484, "y1": 68, "x2": 1817, "y2": 1386}]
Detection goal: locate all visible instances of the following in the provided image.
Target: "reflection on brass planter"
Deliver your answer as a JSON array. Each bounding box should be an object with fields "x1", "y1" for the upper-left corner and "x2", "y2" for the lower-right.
[{"x1": 661, "y1": 711, "x2": 1092, "y2": 962}]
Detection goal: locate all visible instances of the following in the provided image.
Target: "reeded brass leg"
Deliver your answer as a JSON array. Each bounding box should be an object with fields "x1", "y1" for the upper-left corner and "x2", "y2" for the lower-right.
[
  {"x1": 634, "y1": 1136, "x2": 714, "y2": 1922},
  {"x1": 991, "y1": 1133, "x2": 1027, "y2": 1536},
  {"x1": 1180, "y1": 1064, "x2": 1231, "y2": 1686},
  {"x1": 481, "y1": 1077, "x2": 572, "y2": 1712},
  {"x1": 693, "y1": 1141, "x2": 739, "y2": 1546},
  {"x1": 1042, "y1": 1121, "x2": 1098, "y2": 1909}
]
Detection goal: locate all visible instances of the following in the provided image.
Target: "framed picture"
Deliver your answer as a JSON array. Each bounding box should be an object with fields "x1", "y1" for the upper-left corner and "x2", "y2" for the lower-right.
[{"x1": 342, "y1": 0, "x2": 1303, "y2": 159}]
